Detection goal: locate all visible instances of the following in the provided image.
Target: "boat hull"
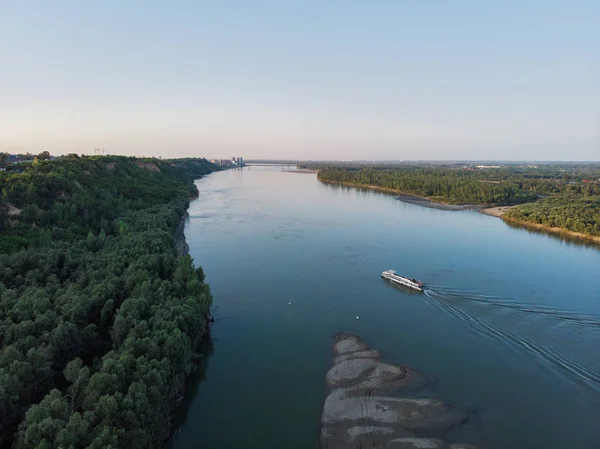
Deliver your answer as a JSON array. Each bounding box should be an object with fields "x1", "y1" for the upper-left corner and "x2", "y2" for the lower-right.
[{"x1": 381, "y1": 271, "x2": 424, "y2": 292}]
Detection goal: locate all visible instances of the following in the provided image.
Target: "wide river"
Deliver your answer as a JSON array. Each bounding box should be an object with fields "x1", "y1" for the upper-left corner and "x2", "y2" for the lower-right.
[{"x1": 168, "y1": 167, "x2": 600, "y2": 449}]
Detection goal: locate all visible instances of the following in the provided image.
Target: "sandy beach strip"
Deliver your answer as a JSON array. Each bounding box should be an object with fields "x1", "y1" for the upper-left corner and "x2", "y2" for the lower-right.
[
  {"x1": 396, "y1": 194, "x2": 481, "y2": 211},
  {"x1": 479, "y1": 206, "x2": 515, "y2": 217}
]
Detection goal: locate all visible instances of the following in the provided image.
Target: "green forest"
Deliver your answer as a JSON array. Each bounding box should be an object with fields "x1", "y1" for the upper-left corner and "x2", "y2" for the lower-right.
[
  {"x1": 315, "y1": 166, "x2": 540, "y2": 205},
  {"x1": 311, "y1": 164, "x2": 600, "y2": 238},
  {"x1": 505, "y1": 195, "x2": 600, "y2": 237},
  {"x1": 0, "y1": 156, "x2": 218, "y2": 448}
]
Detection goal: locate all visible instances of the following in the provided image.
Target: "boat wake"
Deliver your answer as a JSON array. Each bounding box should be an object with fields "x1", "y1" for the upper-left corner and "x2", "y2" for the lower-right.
[
  {"x1": 425, "y1": 286, "x2": 600, "y2": 328},
  {"x1": 422, "y1": 287, "x2": 600, "y2": 391}
]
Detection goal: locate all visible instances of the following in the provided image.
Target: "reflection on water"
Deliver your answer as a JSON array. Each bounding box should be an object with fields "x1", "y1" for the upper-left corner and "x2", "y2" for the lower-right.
[
  {"x1": 327, "y1": 181, "x2": 600, "y2": 250},
  {"x1": 503, "y1": 220, "x2": 600, "y2": 250},
  {"x1": 169, "y1": 335, "x2": 214, "y2": 439},
  {"x1": 168, "y1": 167, "x2": 600, "y2": 449},
  {"x1": 320, "y1": 180, "x2": 400, "y2": 199}
]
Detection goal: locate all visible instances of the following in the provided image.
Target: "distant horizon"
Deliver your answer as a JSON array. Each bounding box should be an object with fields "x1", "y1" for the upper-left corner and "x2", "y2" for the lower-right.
[
  {"x1": 2, "y1": 2, "x2": 598, "y2": 161},
  {"x1": 6, "y1": 150, "x2": 600, "y2": 164},
  {"x1": 243, "y1": 158, "x2": 600, "y2": 163},
  {"x1": 3, "y1": 145, "x2": 598, "y2": 163}
]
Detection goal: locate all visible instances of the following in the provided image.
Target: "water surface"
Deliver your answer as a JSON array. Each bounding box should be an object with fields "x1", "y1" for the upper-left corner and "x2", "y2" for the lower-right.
[{"x1": 168, "y1": 167, "x2": 600, "y2": 449}]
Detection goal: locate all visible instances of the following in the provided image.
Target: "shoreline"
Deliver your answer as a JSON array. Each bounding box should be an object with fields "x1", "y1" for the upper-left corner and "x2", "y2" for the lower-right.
[
  {"x1": 319, "y1": 178, "x2": 600, "y2": 246},
  {"x1": 174, "y1": 211, "x2": 190, "y2": 256},
  {"x1": 396, "y1": 194, "x2": 481, "y2": 211},
  {"x1": 479, "y1": 206, "x2": 515, "y2": 217},
  {"x1": 502, "y1": 216, "x2": 600, "y2": 245},
  {"x1": 167, "y1": 186, "x2": 214, "y2": 445},
  {"x1": 174, "y1": 189, "x2": 201, "y2": 257},
  {"x1": 285, "y1": 168, "x2": 319, "y2": 174},
  {"x1": 318, "y1": 178, "x2": 484, "y2": 211}
]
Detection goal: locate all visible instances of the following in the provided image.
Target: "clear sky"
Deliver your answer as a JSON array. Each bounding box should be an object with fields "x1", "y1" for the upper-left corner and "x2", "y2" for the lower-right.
[{"x1": 1, "y1": 1, "x2": 598, "y2": 160}]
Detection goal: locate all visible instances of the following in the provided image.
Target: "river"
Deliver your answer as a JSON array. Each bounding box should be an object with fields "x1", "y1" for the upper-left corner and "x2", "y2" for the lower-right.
[{"x1": 167, "y1": 167, "x2": 600, "y2": 449}]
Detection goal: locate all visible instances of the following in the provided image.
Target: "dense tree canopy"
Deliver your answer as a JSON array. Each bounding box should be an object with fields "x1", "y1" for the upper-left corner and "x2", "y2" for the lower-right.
[
  {"x1": 505, "y1": 195, "x2": 600, "y2": 237},
  {"x1": 312, "y1": 164, "x2": 600, "y2": 238},
  {"x1": 316, "y1": 166, "x2": 539, "y2": 205},
  {"x1": 0, "y1": 156, "x2": 218, "y2": 448}
]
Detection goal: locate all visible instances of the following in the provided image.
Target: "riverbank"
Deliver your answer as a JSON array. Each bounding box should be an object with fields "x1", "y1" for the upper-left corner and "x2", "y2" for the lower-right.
[
  {"x1": 396, "y1": 194, "x2": 481, "y2": 211},
  {"x1": 479, "y1": 206, "x2": 515, "y2": 217},
  {"x1": 166, "y1": 192, "x2": 214, "y2": 445},
  {"x1": 285, "y1": 168, "x2": 319, "y2": 174},
  {"x1": 318, "y1": 179, "x2": 484, "y2": 210},
  {"x1": 175, "y1": 211, "x2": 191, "y2": 256},
  {"x1": 502, "y1": 215, "x2": 600, "y2": 245},
  {"x1": 319, "y1": 179, "x2": 600, "y2": 246},
  {"x1": 1, "y1": 156, "x2": 218, "y2": 448},
  {"x1": 169, "y1": 167, "x2": 600, "y2": 449}
]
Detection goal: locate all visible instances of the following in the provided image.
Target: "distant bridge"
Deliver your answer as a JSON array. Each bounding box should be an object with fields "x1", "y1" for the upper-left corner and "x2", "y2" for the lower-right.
[{"x1": 245, "y1": 163, "x2": 298, "y2": 170}]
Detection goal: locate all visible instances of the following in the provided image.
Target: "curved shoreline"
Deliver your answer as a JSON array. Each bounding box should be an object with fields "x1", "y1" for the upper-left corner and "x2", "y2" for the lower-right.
[
  {"x1": 479, "y1": 206, "x2": 515, "y2": 217},
  {"x1": 318, "y1": 179, "x2": 483, "y2": 211},
  {"x1": 502, "y1": 216, "x2": 600, "y2": 245},
  {"x1": 175, "y1": 211, "x2": 190, "y2": 256},
  {"x1": 167, "y1": 186, "x2": 214, "y2": 445},
  {"x1": 319, "y1": 178, "x2": 600, "y2": 246}
]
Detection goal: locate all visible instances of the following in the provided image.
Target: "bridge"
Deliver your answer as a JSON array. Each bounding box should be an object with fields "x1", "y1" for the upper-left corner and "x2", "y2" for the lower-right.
[{"x1": 245, "y1": 163, "x2": 298, "y2": 170}]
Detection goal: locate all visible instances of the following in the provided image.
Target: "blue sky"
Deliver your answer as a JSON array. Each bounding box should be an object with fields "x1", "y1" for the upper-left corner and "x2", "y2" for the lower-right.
[{"x1": 1, "y1": 1, "x2": 598, "y2": 160}]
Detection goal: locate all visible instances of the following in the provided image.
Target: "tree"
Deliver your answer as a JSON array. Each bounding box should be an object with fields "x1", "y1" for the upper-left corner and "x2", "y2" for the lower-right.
[{"x1": 1, "y1": 156, "x2": 215, "y2": 447}]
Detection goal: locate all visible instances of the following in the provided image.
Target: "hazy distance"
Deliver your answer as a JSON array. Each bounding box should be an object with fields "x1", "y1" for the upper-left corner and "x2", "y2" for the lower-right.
[{"x1": 1, "y1": 1, "x2": 598, "y2": 161}]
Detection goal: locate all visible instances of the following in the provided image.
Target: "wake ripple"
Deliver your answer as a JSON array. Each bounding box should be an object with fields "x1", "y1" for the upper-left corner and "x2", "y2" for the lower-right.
[
  {"x1": 422, "y1": 289, "x2": 600, "y2": 391},
  {"x1": 425, "y1": 285, "x2": 600, "y2": 328}
]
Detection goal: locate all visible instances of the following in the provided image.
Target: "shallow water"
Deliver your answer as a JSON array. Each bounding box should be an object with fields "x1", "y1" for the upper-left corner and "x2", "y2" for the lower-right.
[{"x1": 167, "y1": 167, "x2": 600, "y2": 449}]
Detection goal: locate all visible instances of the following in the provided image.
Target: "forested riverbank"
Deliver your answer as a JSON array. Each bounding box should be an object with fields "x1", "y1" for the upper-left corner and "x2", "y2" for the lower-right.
[
  {"x1": 504, "y1": 196, "x2": 600, "y2": 241},
  {"x1": 311, "y1": 164, "x2": 600, "y2": 242},
  {"x1": 315, "y1": 166, "x2": 539, "y2": 205},
  {"x1": 0, "y1": 155, "x2": 218, "y2": 448},
  {"x1": 167, "y1": 167, "x2": 600, "y2": 449}
]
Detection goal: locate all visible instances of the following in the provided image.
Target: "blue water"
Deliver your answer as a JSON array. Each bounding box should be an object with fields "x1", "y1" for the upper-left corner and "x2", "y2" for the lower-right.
[{"x1": 168, "y1": 167, "x2": 600, "y2": 449}]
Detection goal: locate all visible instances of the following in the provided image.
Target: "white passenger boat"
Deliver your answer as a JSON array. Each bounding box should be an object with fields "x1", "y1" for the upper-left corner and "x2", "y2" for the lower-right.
[{"x1": 381, "y1": 270, "x2": 424, "y2": 292}]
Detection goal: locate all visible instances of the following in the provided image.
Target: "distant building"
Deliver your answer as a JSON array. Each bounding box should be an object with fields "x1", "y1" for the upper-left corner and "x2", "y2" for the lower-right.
[
  {"x1": 227, "y1": 157, "x2": 245, "y2": 167},
  {"x1": 210, "y1": 157, "x2": 244, "y2": 168}
]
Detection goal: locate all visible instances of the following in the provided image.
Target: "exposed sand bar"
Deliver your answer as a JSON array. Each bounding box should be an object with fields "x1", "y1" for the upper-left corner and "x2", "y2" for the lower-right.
[
  {"x1": 321, "y1": 334, "x2": 480, "y2": 449},
  {"x1": 396, "y1": 195, "x2": 481, "y2": 211},
  {"x1": 479, "y1": 206, "x2": 515, "y2": 217}
]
